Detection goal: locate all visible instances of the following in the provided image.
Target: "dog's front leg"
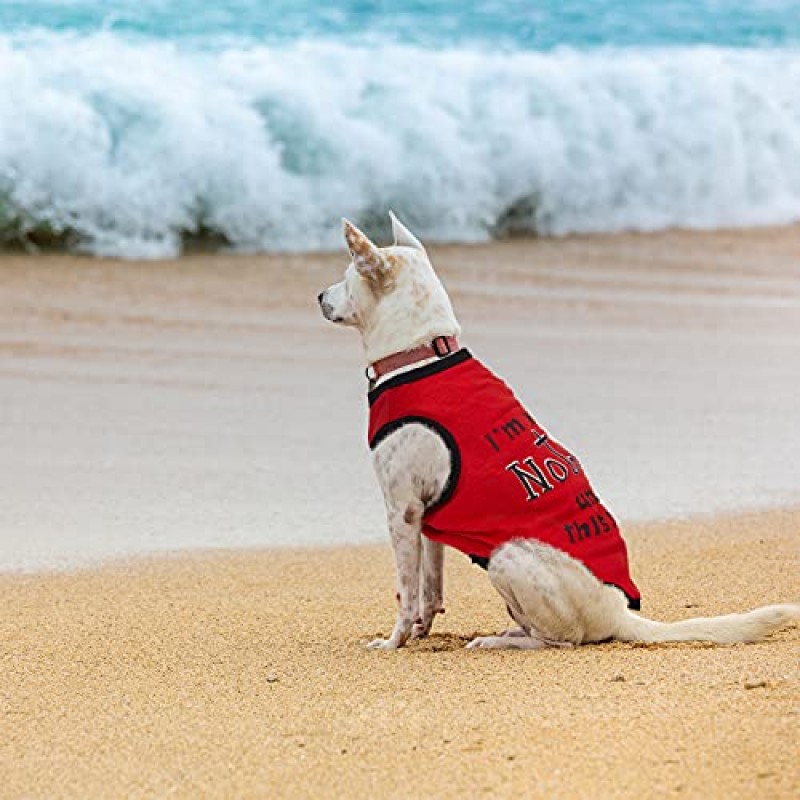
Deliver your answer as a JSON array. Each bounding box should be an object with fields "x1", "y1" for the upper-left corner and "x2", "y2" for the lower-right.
[
  {"x1": 368, "y1": 506, "x2": 421, "y2": 650},
  {"x1": 370, "y1": 422, "x2": 451, "y2": 650},
  {"x1": 412, "y1": 537, "x2": 444, "y2": 639}
]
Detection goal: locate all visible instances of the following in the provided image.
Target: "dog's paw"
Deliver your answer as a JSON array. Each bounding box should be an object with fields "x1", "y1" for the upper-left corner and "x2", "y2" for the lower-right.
[
  {"x1": 467, "y1": 634, "x2": 554, "y2": 650},
  {"x1": 367, "y1": 638, "x2": 400, "y2": 650},
  {"x1": 466, "y1": 635, "x2": 508, "y2": 650},
  {"x1": 410, "y1": 620, "x2": 431, "y2": 640},
  {"x1": 410, "y1": 607, "x2": 445, "y2": 639},
  {"x1": 498, "y1": 626, "x2": 528, "y2": 638}
]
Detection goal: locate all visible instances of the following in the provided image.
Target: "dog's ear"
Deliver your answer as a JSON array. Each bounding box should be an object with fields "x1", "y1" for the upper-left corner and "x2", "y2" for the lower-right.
[
  {"x1": 343, "y1": 219, "x2": 387, "y2": 284},
  {"x1": 389, "y1": 211, "x2": 424, "y2": 251}
]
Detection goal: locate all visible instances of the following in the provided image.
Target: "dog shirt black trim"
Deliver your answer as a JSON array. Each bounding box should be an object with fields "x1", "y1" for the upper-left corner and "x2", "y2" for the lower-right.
[
  {"x1": 368, "y1": 348, "x2": 472, "y2": 407},
  {"x1": 369, "y1": 415, "x2": 462, "y2": 514}
]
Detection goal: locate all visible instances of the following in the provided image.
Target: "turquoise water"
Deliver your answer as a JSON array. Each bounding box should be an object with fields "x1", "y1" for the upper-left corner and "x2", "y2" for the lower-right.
[
  {"x1": 1, "y1": 1, "x2": 800, "y2": 256},
  {"x1": 4, "y1": 1, "x2": 800, "y2": 48}
]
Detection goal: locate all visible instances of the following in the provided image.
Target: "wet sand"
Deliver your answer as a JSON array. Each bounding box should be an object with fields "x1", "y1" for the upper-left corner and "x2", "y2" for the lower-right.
[
  {"x1": 2, "y1": 227, "x2": 800, "y2": 569},
  {"x1": 1, "y1": 227, "x2": 799, "y2": 796}
]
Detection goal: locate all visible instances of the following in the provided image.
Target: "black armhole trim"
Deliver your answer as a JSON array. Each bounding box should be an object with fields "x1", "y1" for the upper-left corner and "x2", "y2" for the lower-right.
[
  {"x1": 368, "y1": 349, "x2": 472, "y2": 407},
  {"x1": 369, "y1": 415, "x2": 461, "y2": 513}
]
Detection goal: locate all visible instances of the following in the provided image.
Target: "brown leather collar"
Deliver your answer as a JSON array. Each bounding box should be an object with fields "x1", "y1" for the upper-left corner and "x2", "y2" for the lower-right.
[{"x1": 366, "y1": 336, "x2": 460, "y2": 383}]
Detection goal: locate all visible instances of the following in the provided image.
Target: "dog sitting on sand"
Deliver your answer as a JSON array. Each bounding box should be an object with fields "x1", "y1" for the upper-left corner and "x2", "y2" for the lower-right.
[{"x1": 318, "y1": 212, "x2": 799, "y2": 650}]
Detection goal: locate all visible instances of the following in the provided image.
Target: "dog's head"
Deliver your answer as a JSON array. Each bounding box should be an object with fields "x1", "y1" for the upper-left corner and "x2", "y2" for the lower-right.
[{"x1": 318, "y1": 212, "x2": 460, "y2": 363}]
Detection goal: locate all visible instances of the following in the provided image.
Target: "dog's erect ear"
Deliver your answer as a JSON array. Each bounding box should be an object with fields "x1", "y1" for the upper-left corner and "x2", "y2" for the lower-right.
[
  {"x1": 343, "y1": 219, "x2": 387, "y2": 283},
  {"x1": 389, "y1": 211, "x2": 424, "y2": 251}
]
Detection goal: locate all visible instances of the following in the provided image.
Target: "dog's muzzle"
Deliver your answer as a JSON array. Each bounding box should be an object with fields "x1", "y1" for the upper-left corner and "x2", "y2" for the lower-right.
[{"x1": 317, "y1": 290, "x2": 341, "y2": 322}]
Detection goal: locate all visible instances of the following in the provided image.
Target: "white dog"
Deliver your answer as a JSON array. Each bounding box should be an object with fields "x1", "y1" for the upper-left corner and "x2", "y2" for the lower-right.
[{"x1": 319, "y1": 212, "x2": 798, "y2": 650}]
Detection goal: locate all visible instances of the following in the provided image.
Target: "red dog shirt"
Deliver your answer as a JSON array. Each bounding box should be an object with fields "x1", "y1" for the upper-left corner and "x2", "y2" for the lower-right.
[{"x1": 368, "y1": 349, "x2": 641, "y2": 609}]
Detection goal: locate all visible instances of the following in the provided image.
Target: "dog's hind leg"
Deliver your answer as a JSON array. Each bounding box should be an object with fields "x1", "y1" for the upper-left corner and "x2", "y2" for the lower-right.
[
  {"x1": 466, "y1": 539, "x2": 630, "y2": 650},
  {"x1": 471, "y1": 538, "x2": 799, "y2": 649}
]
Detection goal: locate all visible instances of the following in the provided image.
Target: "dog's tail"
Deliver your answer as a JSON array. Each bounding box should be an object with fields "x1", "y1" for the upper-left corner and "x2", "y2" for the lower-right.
[{"x1": 612, "y1": 603, "x2": 800, "y2": 645}]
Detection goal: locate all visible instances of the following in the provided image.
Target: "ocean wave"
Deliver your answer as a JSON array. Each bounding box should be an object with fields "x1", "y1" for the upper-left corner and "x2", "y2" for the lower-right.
[{"x1": 2, "y1": 33, "x2": 800, "y2": 258}]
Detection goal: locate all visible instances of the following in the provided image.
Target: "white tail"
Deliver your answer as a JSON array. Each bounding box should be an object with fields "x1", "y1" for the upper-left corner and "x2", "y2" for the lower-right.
[{"x1": 614, "y1": 603, "x2": 800, "y2": 644}]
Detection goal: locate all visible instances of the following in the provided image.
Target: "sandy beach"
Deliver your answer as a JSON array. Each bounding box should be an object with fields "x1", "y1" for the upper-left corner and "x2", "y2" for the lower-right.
[
  {"x1": 1, "y1": 510, "x2": 798, "y2": 798},
  {"x1": 1, "y1": 228, "x2": 799, "y2": 797}
]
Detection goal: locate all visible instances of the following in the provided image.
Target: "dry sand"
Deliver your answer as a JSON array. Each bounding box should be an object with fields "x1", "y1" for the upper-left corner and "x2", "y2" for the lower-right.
[
  {"x1": 1, "y1": 510, "x2": 798, "y2": 798},
  {"x1": 1, "y1": 227, "x2": 800, "y2": 797}
]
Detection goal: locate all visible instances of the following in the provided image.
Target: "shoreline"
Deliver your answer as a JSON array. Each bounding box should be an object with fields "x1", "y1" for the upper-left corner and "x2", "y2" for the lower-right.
[
  {"x1": 2, "y1": 506, "x2": 798, "y2": 798},
  {"x1": 2, "y1": 225, "x2": 800, "y2": 570},
  {"x1": 0, "y1": 501, "x2": 797, "y2": 581},
  {"x1": 4, "y1": 220, "x2": 800, "y2": 263}
]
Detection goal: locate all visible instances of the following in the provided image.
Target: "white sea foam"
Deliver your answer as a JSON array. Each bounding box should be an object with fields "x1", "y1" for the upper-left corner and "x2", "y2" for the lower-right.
[{"x1": 2, "y1": 33, "x2": 800, "y2": 257}]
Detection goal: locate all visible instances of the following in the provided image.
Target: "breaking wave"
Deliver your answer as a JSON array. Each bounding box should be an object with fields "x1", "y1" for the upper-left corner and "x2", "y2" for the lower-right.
[{"x1": 2, "y1": 32, "x2": 800, "y2": 257}]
